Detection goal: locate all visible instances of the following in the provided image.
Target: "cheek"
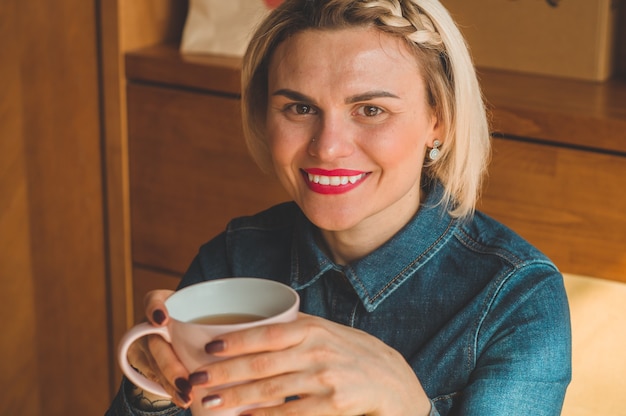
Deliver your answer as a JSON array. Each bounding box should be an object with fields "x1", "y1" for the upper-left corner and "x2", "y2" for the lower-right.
[
  {"x1": 266, "y1": 119, "x2": 305, "y2": 173},
  {"x1": 267, "y1": 116, "x2": 311, "y2": 156},
  {"x1": 265, "y1": 116, "x2": 288, "y2": 158},
  {"x1": 367, "y1": 123, "x2": 428, "y2": 166}
]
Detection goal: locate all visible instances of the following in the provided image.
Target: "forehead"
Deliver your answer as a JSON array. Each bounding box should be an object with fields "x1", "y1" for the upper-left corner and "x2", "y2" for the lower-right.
[{"x1": 267, "y1": 27, "x2": 425, "y2": 93}]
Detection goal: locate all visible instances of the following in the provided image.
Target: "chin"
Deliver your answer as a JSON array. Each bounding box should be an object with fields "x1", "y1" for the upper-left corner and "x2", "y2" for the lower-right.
[{"x1": 299, "y1": 203, "x2": 366, "y2": 232}]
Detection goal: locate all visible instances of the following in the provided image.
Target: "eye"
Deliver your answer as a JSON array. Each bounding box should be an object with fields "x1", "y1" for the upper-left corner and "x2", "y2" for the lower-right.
[
  {"x1": 285, "y1": 103, "x2": 317, "y2": 115},
  {"x1": 357, "y1": 105, "x2": 384, "y2": 117}
]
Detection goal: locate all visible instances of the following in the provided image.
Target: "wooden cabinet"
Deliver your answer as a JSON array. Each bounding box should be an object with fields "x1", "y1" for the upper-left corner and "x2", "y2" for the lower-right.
[
  {"x1": 2, "y1": 1, "x2": 114, "y2": 414},
  {"x1": 477, "y1": 69, "x2": 626, "y2": 283},
  {"x1": 480, "y1": 138, "x2": 626, "y2": 282},
  {"x1": 126, "y1": 48, "x2": 288, "y2": 319},
  {"x1": 127, "y1": 84, "x2": 289, "y2": 274},
  {"x1": 125, "y1": 44, "x2": 626, "y2": 320}
]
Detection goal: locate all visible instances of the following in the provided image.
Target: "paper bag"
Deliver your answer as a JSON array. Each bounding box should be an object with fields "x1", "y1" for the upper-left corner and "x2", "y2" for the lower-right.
[{"x1": 181, "y1": 0, "x2": 283, "y2": 56}]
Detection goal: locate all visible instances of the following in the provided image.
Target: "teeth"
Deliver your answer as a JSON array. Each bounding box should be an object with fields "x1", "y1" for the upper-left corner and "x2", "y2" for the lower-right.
[{"x1": 307, "y1": 173, "x2": 365, "y2": 186}]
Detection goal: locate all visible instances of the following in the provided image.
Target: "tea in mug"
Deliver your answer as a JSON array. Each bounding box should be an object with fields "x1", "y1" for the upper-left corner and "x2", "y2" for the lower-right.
[{"x1": 189, "y1": 313, "x2": 266, "y2": 325}]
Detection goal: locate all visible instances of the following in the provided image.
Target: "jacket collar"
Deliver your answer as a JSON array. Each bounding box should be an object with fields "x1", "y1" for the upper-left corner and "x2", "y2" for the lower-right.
[{"x1": 290, "y1": 181, "x2": 460, "y2": 312}]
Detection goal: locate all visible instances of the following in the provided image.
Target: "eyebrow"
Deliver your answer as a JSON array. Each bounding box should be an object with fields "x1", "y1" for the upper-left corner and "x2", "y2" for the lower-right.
[
  {"x1": 271, "y1": 89, "x2": 400, "y2": 104},
  {"x1": 346, "y1": 91, "x2": 400, "y2": 103},
  {"x1": 271, "y1": 89, "x2": 311, "y2": 102}
]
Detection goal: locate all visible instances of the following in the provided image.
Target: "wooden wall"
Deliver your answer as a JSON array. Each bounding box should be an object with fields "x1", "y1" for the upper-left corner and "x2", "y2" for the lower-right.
[
  {"x1": 0, "y1": 1, "x2": 40, "y2": 413},
  {"x1": 0, "y1": 0, "x2": 109, "y2": 414},
  {"x1": 0, "y1": 0, "x2": 187, "y2": 416},
  {"x1": 0, "y1": 0, "x2": 188, "y2": 414}
]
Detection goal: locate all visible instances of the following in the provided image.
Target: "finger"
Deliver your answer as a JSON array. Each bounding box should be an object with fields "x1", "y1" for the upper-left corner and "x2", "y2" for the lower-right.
[
  {"x1": 146, "y1": 334, "x2": 193, "y2": 408},
  {"x1": 127, "y1": 337, "x2": 157, "y2": 379},
  {"x1": 125, "y1": 336, "x2": 191, "y2": 409},
  {"x1": 271, "y1": 395, "x2": 356, "y2": 416},
  {"x1": 195, "y1": 346, "x2": 307, "y2": 390},
  {"x1": 200, "y1": 371, "x2": 330, "y2": 413},
  {"x1": 206, "y1": 314, "x2": 318, "y2": 357},
  {"x1": 222, "y1": 375, "x2": 378, "y2": 416},
  {"x1": 143, "y1": 289, "x2": 175, "y2": 325}
]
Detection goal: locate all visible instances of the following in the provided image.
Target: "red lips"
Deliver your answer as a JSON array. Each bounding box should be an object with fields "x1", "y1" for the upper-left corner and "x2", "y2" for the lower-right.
[{"x1": 301, "y1": 168, "x2": 369, "y2": 195}]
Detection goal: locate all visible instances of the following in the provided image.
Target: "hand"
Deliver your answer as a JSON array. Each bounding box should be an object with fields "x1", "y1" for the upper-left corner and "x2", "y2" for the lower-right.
[
  {"x1": 126, "y1": 289, "x2": 193, "y2": 409},
  {"x1": 188, "y1": 313, "x2": 432, "y2": 416}
]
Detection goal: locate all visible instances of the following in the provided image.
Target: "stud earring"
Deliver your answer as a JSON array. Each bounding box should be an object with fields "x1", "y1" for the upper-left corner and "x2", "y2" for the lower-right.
[{"x1": 429, "y1": 139, "x2": 441, "y2": 161}]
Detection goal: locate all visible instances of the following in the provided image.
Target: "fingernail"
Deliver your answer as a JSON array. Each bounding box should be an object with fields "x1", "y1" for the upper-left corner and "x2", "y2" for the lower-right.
[
  {"x1": 205, "y1": 340, "x2": 225, "y2": 354},
  {"x1": 202, "y1": 394, "x2": 223, "y2": 408},
  {"x1": 189, "y1": 371, "x2": 209, "y2": 385},
  {"x1": 152, "y1": 309, "x2": 166, "y2": 325},
  {"x1": 177, "y1": 390, "x2": 191, "y2": 405},
  {"x1": 175, "y1": 377, "x2": 191, "y2": 394}
]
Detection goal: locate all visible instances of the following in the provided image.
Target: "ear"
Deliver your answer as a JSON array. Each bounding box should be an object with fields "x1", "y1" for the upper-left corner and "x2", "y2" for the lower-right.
[{"x1": 427, "y1": 113, "x2": 445, "y2": 147}]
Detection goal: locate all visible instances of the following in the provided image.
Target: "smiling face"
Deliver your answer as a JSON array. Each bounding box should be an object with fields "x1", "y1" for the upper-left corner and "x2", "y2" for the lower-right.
[{"x1": 266, "y1": 26, "x2": 441, "y2": 246}]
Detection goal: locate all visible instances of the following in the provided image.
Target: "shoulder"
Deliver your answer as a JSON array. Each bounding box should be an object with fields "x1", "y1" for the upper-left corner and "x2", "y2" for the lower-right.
[
  {"x1": 226, "y1": 202, "x2": 302, "y2": 281},
  {"x1": 455, "y1": 210, "x2": 556, "y2": 271},
  {"x1": 181, "y1": 202, "x2": 302, "y2": 287},
  {"x1": 449, "y1": 210, "x2": 566, "y2": 313},
  {"x1": 456, "y1": 214, "x2": 572, "y2": 386},
  {"x1": 455, "y1": 211, "x2": 569, "y2": 343}
]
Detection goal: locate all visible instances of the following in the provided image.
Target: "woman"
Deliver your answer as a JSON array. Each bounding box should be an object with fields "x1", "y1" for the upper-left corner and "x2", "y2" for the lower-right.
[{"x1": 108, "y1": 0, "x2": 571, "y2": 415}]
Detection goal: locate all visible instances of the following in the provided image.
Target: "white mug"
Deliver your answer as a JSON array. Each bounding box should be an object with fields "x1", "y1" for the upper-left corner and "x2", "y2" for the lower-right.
[{"x1": 118, "y1": 277, "x2": 300, "y2": 416}]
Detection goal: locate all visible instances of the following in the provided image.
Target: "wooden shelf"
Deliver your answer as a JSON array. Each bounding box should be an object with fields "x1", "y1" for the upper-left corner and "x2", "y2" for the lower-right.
[
  {"x1": 126, "y1": 43, "x2": 241, "y2": 95},
  {"x1": 480, "y1": 68, "x2": 626, "y2": 155},
  {"x1": 126, "y1": 43, "x2": 626, "y2": 155}
]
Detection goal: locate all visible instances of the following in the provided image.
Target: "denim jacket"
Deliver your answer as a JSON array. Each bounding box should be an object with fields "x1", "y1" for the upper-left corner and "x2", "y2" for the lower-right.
[{"x1": 107, "y1": 181, "x2": 571, "y2": 416}]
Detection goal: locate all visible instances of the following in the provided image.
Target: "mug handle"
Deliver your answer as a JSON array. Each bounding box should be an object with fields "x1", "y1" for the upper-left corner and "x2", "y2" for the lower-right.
[{"x1": 117, "y1": 322, "x2": 172, "y2": 397}]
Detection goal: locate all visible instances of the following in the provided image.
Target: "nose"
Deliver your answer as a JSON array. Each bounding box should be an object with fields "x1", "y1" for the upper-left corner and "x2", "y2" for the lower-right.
[{"x1": 308, "y1": 114, "x2": 355, "y2": 161}]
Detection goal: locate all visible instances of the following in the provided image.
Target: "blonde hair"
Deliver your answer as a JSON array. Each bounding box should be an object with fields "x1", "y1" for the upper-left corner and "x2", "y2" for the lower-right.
[{"x1": 242, "y1": 0, "x2": 490, "y2": 218}]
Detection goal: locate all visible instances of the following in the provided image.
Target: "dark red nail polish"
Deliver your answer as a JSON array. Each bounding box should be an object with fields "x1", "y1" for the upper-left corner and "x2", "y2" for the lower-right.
[
  {"x1": 175, "y1": 377, "x2": 191, "y2": 394},
  {"x1": 189, "y1": 371, "x2": 209, "y2": 385},
  {"x1": 177, "y1": 390, "x2": 191, "y2": 405},
  {"x1": 152, "y1": 309, "x2": 166, "y2": 325},
  {"x1": 205, "y1": 340, "x2": 225, "y2": 354}
]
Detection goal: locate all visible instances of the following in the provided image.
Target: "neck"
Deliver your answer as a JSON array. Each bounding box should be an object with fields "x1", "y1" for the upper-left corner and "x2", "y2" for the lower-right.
[{"x1": 319, "y1": 197, "x2": 421, "y2": 265}]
